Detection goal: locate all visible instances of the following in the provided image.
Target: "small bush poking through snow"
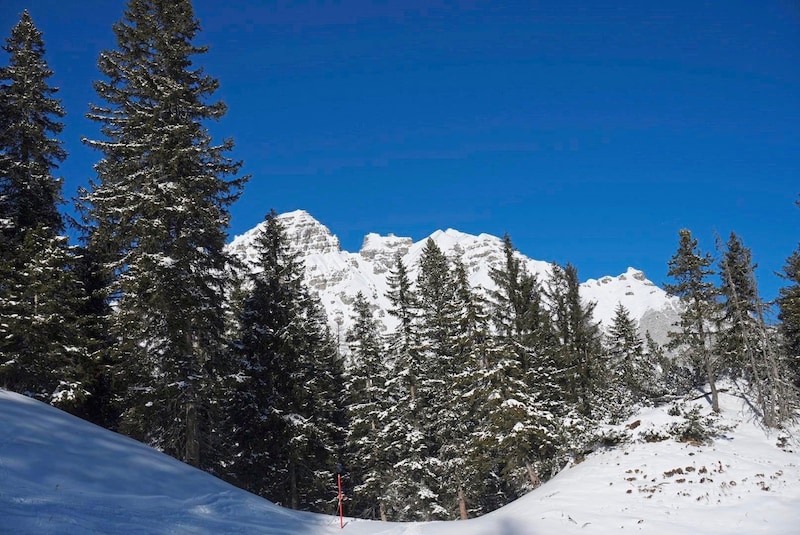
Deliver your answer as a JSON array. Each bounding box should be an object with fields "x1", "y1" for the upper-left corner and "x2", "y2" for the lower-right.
[{"x1": 669, "y1": 405, "x2": 722, "y2": 444}]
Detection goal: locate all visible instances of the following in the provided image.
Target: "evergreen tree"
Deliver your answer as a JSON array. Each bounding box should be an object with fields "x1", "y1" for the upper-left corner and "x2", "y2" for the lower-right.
[
  {"x1": 381, "y1": 253, "x2": 442, "y2": 520},
  {"x1": 67, "y1": 244, "x2": 119, "y2": 429},
  {"x1": 413, "y1": 240, "x2": 481, "y2": 519},
  {"x1": 483, "y1": 236, "x2": 563, "y2": 497},
  {"x1": 778, "y1": 249, "x2": 800, "y2": 386},
  {"x1": 443, "y1": 257, "x2": 493, "y2": 518},
  {"x1": 0, "y1": 227, "x2": 87, "y2": 404},
  {"x1": 489, "y1": 235, "x2": 551, "y2": 375},
  {"x1": 0, "y1": 10, "x2": 65, "y2": 242},
  {"x1": 605, "y1": 303, "x2": 650, "y2": 409},
  {"x1": 548, "y1": 263, "x2": 603, "y2": 418},
  {"x1": 344, "y1": 292, "x2": 391, "y2": 521},
  {"x1": 384, "y1": 253, "x2": 421, "y2": 404},
  {"x1": 716, "y1": 232, "x2": 760, "y2": 375},
  {"x1": 416, "y1": 239, "x2": 459, "y2": 377},
  {"x1": 0, "y1": 12, "x2": 88, "y2": 408},
  {"x1": 665, "y1": 229, "x2": 721, "y2": 412},
  {"x1": 719, "y1": 232, "x2": 796, "y2": 427},
  {"x1": 224, "y1": 212, "x2": 345, "y2": 511},
  {"x1": 78, "y1": 0, "x2": 247, "y2": 468}
]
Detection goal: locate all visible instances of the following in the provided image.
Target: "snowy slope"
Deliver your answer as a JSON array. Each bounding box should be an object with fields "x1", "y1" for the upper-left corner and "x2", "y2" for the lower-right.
[
  {"x1": 2, "y1": 385, "x2": 799, "y2": 534},
  {"x1": 227, "y1": 210, "x2": 680, "y2": 344}
]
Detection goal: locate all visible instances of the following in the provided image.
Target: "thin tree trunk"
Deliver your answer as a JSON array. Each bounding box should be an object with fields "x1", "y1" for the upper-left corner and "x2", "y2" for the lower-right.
[
  {"x1": 458, "y1": 487, "x2": 468, "y2": 520},
  {"x1": 695, "y1": 295, "x2": 720, "y2": 413},
  {"x1": 184, "y1": 331, "x2": 201, "y2": 466},
  {"x1": 705, "y1": 355, "x2": 720, "y2": 413},
  {"x1": 526, "y1": 462, "x2": 541, "y2": 488},
  {"x1": 379, "y1": 501, "x2": 387, "y2": 522},
  {"x1": 752, "y1": 274, "x2": 786, "y2": 427},
  {"x1": 289, "y1": 458, "x2": 299, "y2": 510},
  {"x1": 185, "y1": 401, "x2": 199, "y2": 466}
]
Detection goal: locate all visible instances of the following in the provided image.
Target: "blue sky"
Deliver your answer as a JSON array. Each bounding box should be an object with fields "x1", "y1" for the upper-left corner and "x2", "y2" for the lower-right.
[{"x1": 2, "y1": 1, "x2": 798, "y2": 301}]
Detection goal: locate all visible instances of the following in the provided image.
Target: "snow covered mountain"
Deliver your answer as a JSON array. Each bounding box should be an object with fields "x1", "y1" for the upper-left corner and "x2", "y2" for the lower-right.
[
  {"x1": 3, "y1": 383, "x2": 798, "y2": 533},
  {"x1": 227, "y1": 210, "x2": 680, "y2": 346}
]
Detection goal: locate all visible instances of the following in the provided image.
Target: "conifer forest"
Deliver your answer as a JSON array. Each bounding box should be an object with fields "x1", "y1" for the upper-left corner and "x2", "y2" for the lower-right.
[{"x1": 1, "y1": 0, "x2": 798, "y2": 521}]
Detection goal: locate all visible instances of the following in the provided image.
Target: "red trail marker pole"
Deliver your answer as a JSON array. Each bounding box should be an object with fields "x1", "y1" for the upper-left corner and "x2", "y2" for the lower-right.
[{"x1": 337, "y1": 472, "x2": 344, "y2": 529}]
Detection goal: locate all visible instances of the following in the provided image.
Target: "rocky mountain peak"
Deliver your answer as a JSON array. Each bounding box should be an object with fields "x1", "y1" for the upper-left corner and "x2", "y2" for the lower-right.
[
  {"x1": 227, "y1": 211, "x2": 679, "y2": 347},
  {"x1": 277, "y1": 209, "x2": 341, "y2": 256}
]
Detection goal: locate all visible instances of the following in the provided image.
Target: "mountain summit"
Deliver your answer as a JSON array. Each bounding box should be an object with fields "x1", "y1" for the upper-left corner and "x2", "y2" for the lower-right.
[{"x1": 227, "y1": 210, "x2": 679, "y2": 345}]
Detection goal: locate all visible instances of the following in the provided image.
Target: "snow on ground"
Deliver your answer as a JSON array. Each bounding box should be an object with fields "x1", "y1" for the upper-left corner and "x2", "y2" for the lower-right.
[{"x1": 1, "y1": 385, "x2": 799, "y2": 534}]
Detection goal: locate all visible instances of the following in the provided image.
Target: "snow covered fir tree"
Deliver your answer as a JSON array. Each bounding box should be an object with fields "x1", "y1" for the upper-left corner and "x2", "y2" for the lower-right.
[
  {"x1": 0, "y1": 10, "x2": 88, "y2": 409},
  {"x1": 76, "y1": 0, "x2": 247, "y2": 469},
  {"x1": 1, "y1": 0, "x2": 799, "y2": 525}
]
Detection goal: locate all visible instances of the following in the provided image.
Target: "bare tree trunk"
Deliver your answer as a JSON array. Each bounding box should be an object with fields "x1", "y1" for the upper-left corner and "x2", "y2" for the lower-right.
[
  {"x1": 185, "y1": 401, "x2": 199, "y2": 466},
  {"x1": 184, "y1": 331, "x2": 202, "y2": 467},
  {"x1": 695, "y1": 296, "x2": 720, "y2": 413},
  {"x1": 721, "y1": 262, "x2": 767, "y2": 420},
  {"x1": 458, "y1": 487, "x2": 468, "y2": 520},
  {"x1": 379, "y1": 501, "x2": 387, "y2": 522},
  {"x1": 289, "y1": 458, "x2": 299, "y2": 510},
  {"x1": 526, "y1": 462, "x2": 541, "y2": 488},
  {"x1": 752, "y1": 274, "x2": 790, "y2": 428},
  {"x1": 704, "y1": 353, "x2": 720, "y2": 413}
]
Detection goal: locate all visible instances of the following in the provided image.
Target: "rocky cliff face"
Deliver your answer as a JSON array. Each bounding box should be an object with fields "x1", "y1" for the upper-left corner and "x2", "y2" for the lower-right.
[{"x1": 227, "y1": 210, "x2": 679, "y2": 347}]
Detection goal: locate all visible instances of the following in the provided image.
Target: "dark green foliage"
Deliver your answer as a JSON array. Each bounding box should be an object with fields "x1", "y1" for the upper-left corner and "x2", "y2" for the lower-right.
[
  {"x1": 66, "y1": 245, "x2": 119, "y2": 429},
  {"x1": 0, "y1": 10, "x2": 65, "y2": 241},
  {"x1": 668, "y1": 404, "x2": 724, "y2": 445},
  {"x1": 484, "y1": 236, "x2": 564, "y2": 497},
  {"x1": 0, "y1": 227, "x2": 87, "y2": 404},
  {"x1": 224, "y1": 212, "x2": 346, "y2": 512},
  {"x1": 665, "y1": 229, "x2": 721, "y2": 412},
  {"x1": 605, "y1": 303, "x2": 653, "y2": 407},
  {"x1": 344, "y1": 292, "x2": 391, "y2": 520},
  {"x1": 443, "y1": 258, "x2": 495, "y2": 517},
  {"x1": 778, "y1": 249, "x2": 800, "y2": 386},
  {"x1": 380, "y1": 250, "x2": 443, "y2": 521},
  {"x1": 415, "y1": 243, "x2": 485, "y2": 519},
  {"x1": 489, "y1": 235, "x2": 553, "y2": 375},
  {"x1": 548, "y1": 263, "x2": 603, "y2": 418},
  {"x1": 0, "y1": 12, "x2": 89, "y2": 408},
  {"x1": 78, "y1": 0, "x2": 247, "y2": 468},
  {"x1": 717, "y1": 232, "x2": 760, "y2": 374},
  {"x1": 413, "y1": 239, "x2": 460, "y2": 515},
  {"x1": 717, "y1": 232, "x2": 796, "y2": 427}
]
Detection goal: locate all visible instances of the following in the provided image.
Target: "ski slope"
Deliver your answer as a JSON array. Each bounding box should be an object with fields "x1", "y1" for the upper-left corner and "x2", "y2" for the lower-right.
[{"x1": 1, "y1": 386, "x2": 798, "y2": 534}]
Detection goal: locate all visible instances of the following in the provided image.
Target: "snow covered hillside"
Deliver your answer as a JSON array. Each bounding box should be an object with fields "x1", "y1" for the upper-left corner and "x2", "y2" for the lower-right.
[
  {"x1": 2, "y1": 385, "x2": 798, "y2": 534},
  {"x1": 227, "y1": 210, "x2": 680, "y2": 345}
]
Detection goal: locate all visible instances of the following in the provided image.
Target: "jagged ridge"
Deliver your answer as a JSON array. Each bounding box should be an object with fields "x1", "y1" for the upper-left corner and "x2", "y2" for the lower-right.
[{"x1": 226, "y1": 210, "x2": 680, "y2": 346}]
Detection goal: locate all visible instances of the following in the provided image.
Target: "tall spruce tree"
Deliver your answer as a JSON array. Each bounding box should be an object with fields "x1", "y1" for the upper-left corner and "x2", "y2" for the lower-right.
[
  {"x1": 413, "y1": 240, "x2": 483, "y2": 519},
  {"x1": 381, "y1": 253, "x2": 443, "y2": 520},
  {"x1": 225, "y1": 212, "x2": 346, "y2": 511},
  {"x1": 0, "y1": 10, "x2": 65, "y2": 240},
  {"x1": 484, "y1": 236, "x2": 563, "y2": 497},
  {"x1": 606, "y1": 303, "x2": 648, "y2": 402},
  {"x1": 78, "y1": 0, "x2": 247, "y2": 468},
  {"x1": 0, "y1": 228, "x2": 86, "y2": 403},
  {"x1": 665, "y1": 229, "x2": 721, "y2": 412},
  {"x1": 444, "y1": 257, "x2": 493, "y2": 518},
  {"x1": 344, "y1": 292, "x2": 391, "y2": 521},
  {"x1": 718, "y1": 232, "x2": 794, "y2": 426},
  {"x1": 0, "y1": 11, "x2": 88, "y2": 407},
  {"x1": 548, "y1": 263, "x2": 603, "y2": 418},
  {"x1": 717, "y1": 232, "x2": 759, "y2": 375}
]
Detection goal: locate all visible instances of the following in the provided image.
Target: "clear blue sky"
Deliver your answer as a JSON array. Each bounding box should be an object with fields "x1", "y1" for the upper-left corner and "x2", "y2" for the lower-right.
[{"x1": 2, "y1": 1, "x2": 798, "y2": 301}]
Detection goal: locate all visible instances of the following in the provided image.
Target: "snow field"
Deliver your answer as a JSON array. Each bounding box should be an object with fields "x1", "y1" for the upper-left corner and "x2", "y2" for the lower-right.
[{"x1": 1, "y1": 384, "x2": 798, "y2": 534}]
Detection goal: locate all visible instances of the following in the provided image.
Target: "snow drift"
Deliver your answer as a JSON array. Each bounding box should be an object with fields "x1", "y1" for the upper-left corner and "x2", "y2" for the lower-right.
[{"x1": 2, "y1": 384, "x2": 798, "y2": 534}]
